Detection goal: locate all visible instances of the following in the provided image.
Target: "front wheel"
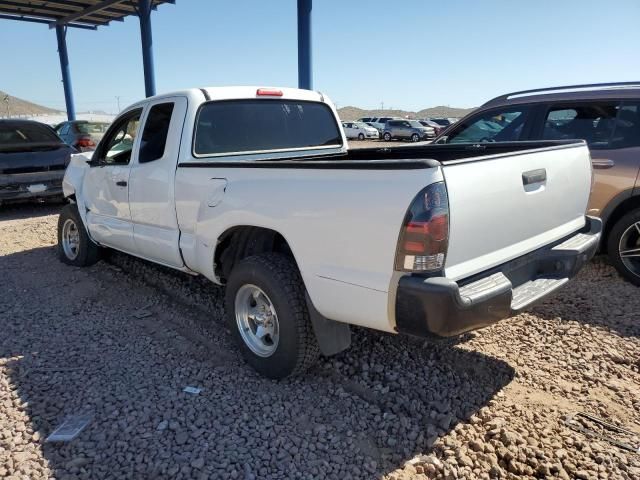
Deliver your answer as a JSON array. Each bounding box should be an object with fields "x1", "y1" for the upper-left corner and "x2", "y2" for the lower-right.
[
  {"x1": 225, "y1": 253, "x2": 320, "y2": 379},
  {"x1": 607, "y1": 209, "x2": 640, "y2": 286},
  {"x1": 383, "y1": 132, "x2": 392, "y2": 141},
  {"x1": 411, "y1": 133, "x2": 420, "y2": 142},
  {"x1": 57, "y1": 204, "x2": 101, "y2": 266}
]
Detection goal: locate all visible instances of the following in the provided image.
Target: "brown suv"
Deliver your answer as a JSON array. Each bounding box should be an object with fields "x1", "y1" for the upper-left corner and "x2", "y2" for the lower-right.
[{"x1": 435, "y1": 82, "x2": 640, "y2": 285}]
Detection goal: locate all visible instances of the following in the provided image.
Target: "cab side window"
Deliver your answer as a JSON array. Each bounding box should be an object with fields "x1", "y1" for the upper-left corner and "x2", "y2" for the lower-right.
[
  {"x1": 98, "y1": 109, "x2": 142, "y2": 165},
  {"x1": 139, "y1": 102, "x2": 175, "y2": 163},
  {"x1": 542, "y1": 102, "x2": 619, "y2": 149},
  {"x1": 446, "y1": 107, "x2": 530, "y2": 144}
]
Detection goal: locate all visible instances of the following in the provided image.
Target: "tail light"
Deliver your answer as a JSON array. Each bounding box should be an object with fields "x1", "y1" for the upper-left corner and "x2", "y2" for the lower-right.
[
  {"x1": 395, "y1": 182, "x2": 449, "y2": 273},
  {"x1": 76, "y1": 136, "x2": 96, "y2": 148}
]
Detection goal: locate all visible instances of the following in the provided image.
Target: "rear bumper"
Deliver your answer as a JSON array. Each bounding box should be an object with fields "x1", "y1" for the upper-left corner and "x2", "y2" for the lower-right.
[
  {"x1": 395, "y1": 216, "x2": 602, "y2": 337},
  {"x1": 0, "y1": 171, "x2": 64, "y2": 202}
]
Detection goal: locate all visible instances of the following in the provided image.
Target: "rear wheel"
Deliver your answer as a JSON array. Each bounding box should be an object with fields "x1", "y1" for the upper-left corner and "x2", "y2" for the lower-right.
[
  {"x1": 57, "y1": 204, "x2": 101, "y2": 267},
  {"x1": 225, "y1": 253, "x2": 320, "y2": 378},
  {"x1": 607, "y1": 209, "x2": 640, "y2": 286},
  {"x1": 358, "y1": 133, "x2": 365, "y2": 140},
  {"x1": 383, "y1": 132, "x2": 392, "y2": 141}
]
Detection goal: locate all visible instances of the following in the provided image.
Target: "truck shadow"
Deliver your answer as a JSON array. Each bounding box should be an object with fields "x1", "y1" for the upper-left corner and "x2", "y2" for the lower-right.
[
  {"x1": 1, "y1": 244, "x2": 515, "y2": 479},
  {"x1": 528, "y1": 257, "x2": 639, "y2": 339},
  {"x1": 0, "y1": 201, "x2": 63, "y2": 221}
]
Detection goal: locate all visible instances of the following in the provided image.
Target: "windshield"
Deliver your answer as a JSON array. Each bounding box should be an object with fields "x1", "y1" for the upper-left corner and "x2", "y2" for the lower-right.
[
  {"x1": 407, "y1": 120, "x2": 423, "y2": 128},
  {"x1": 431, "y1": 118, "x2": 451, "y2": 126},
  {"x1": 353, "y1": 122, "x2": 369, "y2": 128},
  {"x1": 0, "y1": 122, "x2": 63, "y2": 153},
  {"x1": 0, "y1": 123, "x2": 61, "y2": 145},
  {"x1": 76, "y1": 122, "x2": 110, "y2": 134}
]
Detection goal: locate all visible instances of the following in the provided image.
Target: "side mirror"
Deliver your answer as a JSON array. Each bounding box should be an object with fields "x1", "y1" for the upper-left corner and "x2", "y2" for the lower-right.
[{"x1": 86, "y1": 156, "x2": 103, "y2": 167}]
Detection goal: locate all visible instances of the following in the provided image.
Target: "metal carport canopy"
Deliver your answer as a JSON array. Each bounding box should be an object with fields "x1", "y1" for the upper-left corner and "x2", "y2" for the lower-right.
[{"x1": 0, "y1": 0, "x2": 314, "y2": 121}]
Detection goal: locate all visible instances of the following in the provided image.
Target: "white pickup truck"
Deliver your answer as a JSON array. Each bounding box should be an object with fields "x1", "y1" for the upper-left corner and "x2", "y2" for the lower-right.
[{"x1": 58, "y1": 86, "x2": 601, "y2": 378}]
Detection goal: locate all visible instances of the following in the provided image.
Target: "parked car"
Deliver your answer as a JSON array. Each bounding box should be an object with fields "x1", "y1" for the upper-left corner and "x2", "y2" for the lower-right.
[
  {"x1": 383, "y1": 119, "x2": 434, "y2": 142},
  {"x1": 55, "y1": 120, "x2": 110, "y2": 152},
  {"x1": 434, "y1": 81, "x2": 640, "y2": 285},
  {"x1": 370, "y1": 116, "x2": 398, "y2": 132},
  {"x1": 342, "y1": 121, "x2": 379, "y2": 140},
  {"x1": 0, "y1": 119, "x2": 75, "y2": 204},
  {"x1": 58, "y1": 86, "x2": 599, "y2": 378},
  {"x1": 419, "y1": 119, "x2": 444, "y2": 136},
  {"x1": 428, "y1": 118, "x2": 454, "y2": 129}
]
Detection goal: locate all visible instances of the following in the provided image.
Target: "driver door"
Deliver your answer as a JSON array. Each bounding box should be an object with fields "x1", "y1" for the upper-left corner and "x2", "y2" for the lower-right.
[{"x1": 83, "y1": 108, "x2": 142, "y2": 254}]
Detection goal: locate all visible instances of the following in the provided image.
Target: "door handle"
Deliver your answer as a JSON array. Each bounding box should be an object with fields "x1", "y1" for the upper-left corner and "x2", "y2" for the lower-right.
[
  {"x1": 115, "y1": 180, "x2": 127, "y2": 187},
  {"x1": 592, "y1": 158, "x2": 615, "y2": 169},
  {"x1": 522, "y1": 168, "x2": 547, "y2": 186}
]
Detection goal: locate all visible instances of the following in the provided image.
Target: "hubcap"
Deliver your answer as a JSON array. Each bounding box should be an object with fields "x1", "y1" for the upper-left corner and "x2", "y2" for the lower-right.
[
  {"x1": 235, "y1": 284, "x2": 279, "y2": 357},
  {"x1": 61, "y1": 218, "x2": 80, "y2": 260},
  {"x1": 619, "y1": 221, "x2": 640, "y2": 278}
]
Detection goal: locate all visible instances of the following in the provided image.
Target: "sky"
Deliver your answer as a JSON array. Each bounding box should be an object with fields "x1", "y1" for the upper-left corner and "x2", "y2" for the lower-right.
[{"x1": 1, "y1": 0, "x2": 639, "y2": 113}]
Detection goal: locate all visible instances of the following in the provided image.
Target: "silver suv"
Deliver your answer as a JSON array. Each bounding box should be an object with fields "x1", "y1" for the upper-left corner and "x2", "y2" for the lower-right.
[{"x1": 383, "y1": 120, "x2": 435, "y2": 142}]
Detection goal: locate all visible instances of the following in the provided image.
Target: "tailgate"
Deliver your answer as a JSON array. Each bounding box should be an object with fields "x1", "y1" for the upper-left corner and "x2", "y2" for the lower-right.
[{"x1": 442, "y1": 143, "x2": 592, "y2": 281}]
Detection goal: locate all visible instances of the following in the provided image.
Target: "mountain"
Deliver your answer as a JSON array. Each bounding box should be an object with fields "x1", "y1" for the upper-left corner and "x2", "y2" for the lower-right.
[
  {"x1": 337, "y1": 105, "x2": 475, "y2": 121},
  {"x1": 0, "y1": 91, "x2": 63, "y2": 117}
]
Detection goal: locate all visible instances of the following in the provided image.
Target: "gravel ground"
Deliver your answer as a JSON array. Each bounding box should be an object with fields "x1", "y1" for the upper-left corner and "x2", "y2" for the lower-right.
[{"x1": 0, "y1": 204, "x2": 639, "y2": 480}]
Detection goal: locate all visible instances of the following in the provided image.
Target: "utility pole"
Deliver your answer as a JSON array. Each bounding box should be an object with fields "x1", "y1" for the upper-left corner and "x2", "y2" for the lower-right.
[
  {"x1": 115, "y1": 96, "x2": 121, "y2": 112},
  {"x1": 3, "y1": 94, "x2": 9, "y2": 118},
  {"x1": 380, "y1": 101, "x2": 384, "y2": 110}
]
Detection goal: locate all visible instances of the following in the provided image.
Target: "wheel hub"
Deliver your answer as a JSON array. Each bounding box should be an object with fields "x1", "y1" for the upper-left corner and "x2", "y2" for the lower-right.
[
  {"x1": 619, "y1": 221, "x2": 640, "y2": 278},
  {"x1": 235, "y1": 284, "x2": 280, "y2": 357},
  {"x1": 61, "y1": 218, "x2": 80, "y2": 260}
]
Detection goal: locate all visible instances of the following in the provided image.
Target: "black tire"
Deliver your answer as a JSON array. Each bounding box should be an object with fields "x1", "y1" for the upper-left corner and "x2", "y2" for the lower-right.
[
  {"x1": 57, "y1": 203, "x2": 101, "y2": 267},
  {"x1": 607, "y1": 209, "x2": 640, "y2": 286},
  {"x1": 383, "y1": 132, "x2": 392, "y2": 141},
  {"x1": 358, "y1": 133, "x2": 365, "y2": 140},
  {"x1": 225, "y1": 253, "x2": 320, "y2": 379},
  {"x1": 411, "y1": 133, "x2": 420, "y2": 142}
]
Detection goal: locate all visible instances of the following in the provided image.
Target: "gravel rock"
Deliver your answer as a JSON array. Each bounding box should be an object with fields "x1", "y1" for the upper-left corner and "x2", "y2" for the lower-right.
[{"x1": 0, "y1": 205, "x2": 638, "y2": 480}]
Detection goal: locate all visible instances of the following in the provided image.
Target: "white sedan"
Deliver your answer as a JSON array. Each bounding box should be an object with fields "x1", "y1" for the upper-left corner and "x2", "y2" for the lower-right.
[{"x1": 342, "y1": 121, "x2": 379, "y2": 140}]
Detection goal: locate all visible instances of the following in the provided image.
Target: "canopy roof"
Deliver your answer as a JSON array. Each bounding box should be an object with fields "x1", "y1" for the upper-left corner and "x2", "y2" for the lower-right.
[{"x1": 0, "y1": 0, "x2": 174, "y2": 30}]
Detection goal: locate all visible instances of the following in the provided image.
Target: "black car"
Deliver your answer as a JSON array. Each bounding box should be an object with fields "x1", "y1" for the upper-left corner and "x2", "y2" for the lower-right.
[
  {"x1": 0, "y1": 120, "x2": 75, "y2": 204},
  {"x1": 55, "y1": 120, "x2": 110, "y2": 152}
]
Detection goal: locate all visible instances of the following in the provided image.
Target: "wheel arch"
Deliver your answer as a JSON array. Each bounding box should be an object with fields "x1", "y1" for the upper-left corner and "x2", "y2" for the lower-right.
[
  {"x1": 601, "y1": 189, "x2": 640, "y2": 252},
  {"x1": 213, "y1": 225, "x2": 299, "y2": 284}
]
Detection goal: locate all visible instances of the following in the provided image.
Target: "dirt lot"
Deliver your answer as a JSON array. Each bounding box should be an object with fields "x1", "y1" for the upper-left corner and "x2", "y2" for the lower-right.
[{"x1": 0, "y1": 204, "x2": 639, "y2": 480}]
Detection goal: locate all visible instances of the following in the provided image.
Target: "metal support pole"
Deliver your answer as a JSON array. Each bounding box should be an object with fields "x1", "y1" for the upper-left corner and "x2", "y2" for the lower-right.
[
  {"x1": 55, "y1": 25, "x2": 76, "y2": 121},
  {"x1": 297, "y1": 0, "x2": 312, "y2": 90},
  {"x1": 138, "y1": 0, "x2": 156, "y2": 97}
]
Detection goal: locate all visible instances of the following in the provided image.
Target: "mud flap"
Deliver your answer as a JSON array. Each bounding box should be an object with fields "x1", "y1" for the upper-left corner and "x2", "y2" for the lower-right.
[{"x1": 305, "y1": 293, "x2": 351, "y2": 356}]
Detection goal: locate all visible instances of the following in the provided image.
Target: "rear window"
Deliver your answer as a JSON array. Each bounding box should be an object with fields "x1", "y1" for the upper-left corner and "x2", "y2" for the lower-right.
[
  {"x1": 76, "y1": 122, "x2": 109, "y2": 134},
  {"x1": 542, "y1": 102, "x2": 619, "y2": 149},
  {"x1": 193, "y1": 99, "x2": 342, "y2": 156},
  {"x1": 611, "y1": 102, "x2": 640, "y2": 149},
  {"x1": 0, "y1": 123, "x2": 61, "y2": 145}
]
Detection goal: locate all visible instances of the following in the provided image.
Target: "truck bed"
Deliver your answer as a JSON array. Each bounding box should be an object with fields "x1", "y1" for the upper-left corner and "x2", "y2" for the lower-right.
[{"x1": 177, "y1": 140, "x2": 585, "y2": 169}]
